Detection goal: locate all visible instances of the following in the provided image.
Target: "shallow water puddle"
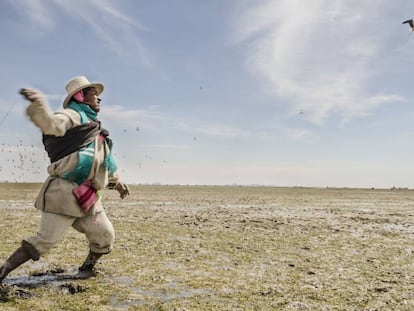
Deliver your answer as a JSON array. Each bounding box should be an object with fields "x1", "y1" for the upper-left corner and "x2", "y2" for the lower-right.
[
  {"x1": 5, "y1": 268, "x2": 93, "y2": 288},
  {"x1": 109, "y1": 281, "x2": 211, "y2": 308},
  {"x1": 0, "y1": 267, "x2": 91, "y2": 302}
]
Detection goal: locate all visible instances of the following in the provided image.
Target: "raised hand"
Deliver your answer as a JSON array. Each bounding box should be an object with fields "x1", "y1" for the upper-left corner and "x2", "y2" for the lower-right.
[{"x1": 19, "y1": 88, "x2": 45, "y2": 103}]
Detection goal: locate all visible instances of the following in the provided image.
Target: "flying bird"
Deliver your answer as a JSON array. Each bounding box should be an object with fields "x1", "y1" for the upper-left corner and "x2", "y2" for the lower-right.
[{"x1": 403, "y1": 19, "x2": 414, "y2": 31}]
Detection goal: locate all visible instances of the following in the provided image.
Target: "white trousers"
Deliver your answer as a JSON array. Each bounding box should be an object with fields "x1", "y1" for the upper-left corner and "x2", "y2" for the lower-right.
[{"x1": 24, "y1": 210, "x2": 115, "y2": 257}]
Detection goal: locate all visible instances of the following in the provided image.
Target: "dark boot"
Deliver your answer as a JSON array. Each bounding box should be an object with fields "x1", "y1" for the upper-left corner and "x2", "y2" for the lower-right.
[
  {"x1": 78, "y1": 251, "x2": 103, "y2": 273},
  {"x1": 0, "y1": 246, "x2": 32, "y2": 283}
]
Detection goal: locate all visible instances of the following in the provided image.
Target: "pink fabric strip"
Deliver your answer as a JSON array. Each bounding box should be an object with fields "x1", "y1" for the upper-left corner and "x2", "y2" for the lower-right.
[{"x1": 73, "y1": 90, "x2": 84, "y2": 102}]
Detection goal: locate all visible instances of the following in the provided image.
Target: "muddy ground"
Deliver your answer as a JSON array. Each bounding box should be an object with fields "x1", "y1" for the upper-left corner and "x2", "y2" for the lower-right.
[{"x1": 0, "y1": 183, "x2": 413, "y2": 310}]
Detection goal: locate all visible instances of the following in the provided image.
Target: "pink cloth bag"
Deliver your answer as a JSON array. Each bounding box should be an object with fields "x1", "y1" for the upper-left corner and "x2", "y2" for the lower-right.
[{"x1": 72, "y1": 180, "x2": 98, "y2": 213}]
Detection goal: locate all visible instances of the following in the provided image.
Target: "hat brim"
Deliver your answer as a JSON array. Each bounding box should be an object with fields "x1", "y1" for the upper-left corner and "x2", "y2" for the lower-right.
[{"x1": 63, "y1": 83, "x2": 104, "y2": 108}]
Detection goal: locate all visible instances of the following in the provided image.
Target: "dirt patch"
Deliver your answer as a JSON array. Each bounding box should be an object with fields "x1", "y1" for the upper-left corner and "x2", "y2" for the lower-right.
[
  {"x1": 60, "y1": 283, "x2": 88, "y2": 294},
  {"x1": 0, "y1": 285, "x2": 36, "y2": 302}
]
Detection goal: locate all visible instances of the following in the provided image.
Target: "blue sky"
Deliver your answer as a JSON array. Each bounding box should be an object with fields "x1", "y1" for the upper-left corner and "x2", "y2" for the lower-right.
[{"x1": 1, "y1": 0, "x2": 414, "y2": 188}]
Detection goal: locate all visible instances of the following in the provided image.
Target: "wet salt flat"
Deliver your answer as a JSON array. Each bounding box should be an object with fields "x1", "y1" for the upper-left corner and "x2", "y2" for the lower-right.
[
  {"x1": 0, "y1": 184, "x2": 413, "y2": 310},
  {"x1": 0, "y1": 200, "x2": 33, "y2": 209}
]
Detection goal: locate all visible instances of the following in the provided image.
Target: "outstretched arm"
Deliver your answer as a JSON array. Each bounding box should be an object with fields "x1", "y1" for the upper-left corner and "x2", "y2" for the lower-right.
[{"x1": 20, "y1": 88, "x2": 73, "y2": 136}]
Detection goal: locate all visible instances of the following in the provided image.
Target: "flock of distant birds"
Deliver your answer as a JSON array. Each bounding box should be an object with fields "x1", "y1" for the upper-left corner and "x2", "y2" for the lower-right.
[
  {"x1": 0, "y1": 133, "x2": 179, "y2": 182},
  {"x1": 0, "y1": 141, "x2": 47, "y2": 182},
  {"x1": 0, "y1": 84, "x2": 204, "y2": 183},
  {"x1": 0, "y1": 129, "x2": 197, "y2": 182},
  {"x1": 0, "y1": 139, "x2": 169, "y2": 183}
]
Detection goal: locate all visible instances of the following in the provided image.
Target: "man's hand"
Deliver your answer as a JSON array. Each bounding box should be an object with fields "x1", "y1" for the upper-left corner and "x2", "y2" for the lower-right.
[
  {"x1": 115, "y1": 182, "x2": 130, "y2": 199},
  {"x1": 19, "y1": 88, "x2": 45, "y2": 103}
]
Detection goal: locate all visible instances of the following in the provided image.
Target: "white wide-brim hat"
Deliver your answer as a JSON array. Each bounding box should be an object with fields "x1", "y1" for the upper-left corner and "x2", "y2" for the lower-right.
[{"x1": 62, "y1": 76, "x2": 104, "y2": 108}]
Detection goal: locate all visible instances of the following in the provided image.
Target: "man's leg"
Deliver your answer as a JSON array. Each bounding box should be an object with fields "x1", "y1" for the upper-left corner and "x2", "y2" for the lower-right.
[
  {"x1": 73, "y1": 211, "x2": 115, "y2": 273},
  {"x1": 0, "y1": 241, "x2": 39, "y2": 283},
  {"x1": 24, "y1": 212, "x2": 76, "y2": 255},
  {"x1": 0, "y1": 212, "x2": 75, "y2": 283}
]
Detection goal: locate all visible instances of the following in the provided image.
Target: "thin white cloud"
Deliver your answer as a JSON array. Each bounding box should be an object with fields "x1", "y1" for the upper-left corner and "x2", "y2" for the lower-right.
[
  {"x1": 8, "y1": 0, "x2": 152, "y2": 67},
  {"x1": 284, "y1": 127, "x2": 312, "y2": 140},
  {"x1": 139, "y1": 144, "x2": 192, "y2": 150},
  {"x1": 195, "y1": 124, "x2": 251, "y2": 139},
  {"x1": 175, "y1": 120, "x2": 252, "y2": 140},
  {"x1": 101, "y1": 105, "x2": 164, "y2": 131},
  {"x1": 7, "y1": 0, "x2": 55, "y2": 31},
  {"x1": 102, "y1": 103, "x2": 253, "y2": 140},
  {"x1": 54, "y1": 0, "x2": 153, "y2": 66},
  {"x1": 233, "y1": 0, "x2": 404, "y2": 124},
  {"x1": 93, "y1": 0, "x2": 147, "y2": 30}
]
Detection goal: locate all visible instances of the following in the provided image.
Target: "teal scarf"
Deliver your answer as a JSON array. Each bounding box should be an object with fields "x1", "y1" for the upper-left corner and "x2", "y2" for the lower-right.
[
  {"x1": 61, "y1": 101, "x2": 117, "y2": 185},
  {"x1": 68, "y1": 101, "x2": 98, "y2": 123}
]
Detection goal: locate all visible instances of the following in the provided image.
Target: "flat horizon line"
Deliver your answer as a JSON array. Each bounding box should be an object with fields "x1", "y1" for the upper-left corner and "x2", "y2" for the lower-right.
[{"x1": 0, "y1": 181, "x2": 411, "y2": 191}]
